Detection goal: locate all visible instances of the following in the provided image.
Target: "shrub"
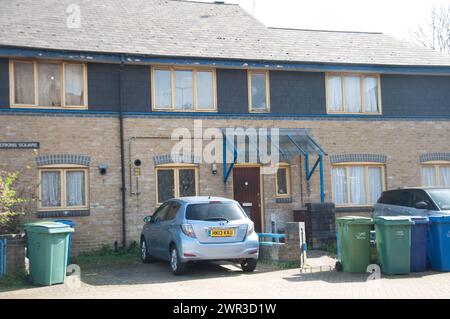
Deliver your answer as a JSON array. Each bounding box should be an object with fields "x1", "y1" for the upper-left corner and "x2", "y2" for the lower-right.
[{"x1": 0, "y1": 171, "x2": 30, "y2": 235}]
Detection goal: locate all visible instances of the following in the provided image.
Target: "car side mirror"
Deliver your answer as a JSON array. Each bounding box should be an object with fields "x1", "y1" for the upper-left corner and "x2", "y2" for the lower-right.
[
  {"x1": 143, "y1": 216, "x2": 154, "y2": 223},
  {"x1": 415, "y1": 201, "x2": 429, "y2": 210}
]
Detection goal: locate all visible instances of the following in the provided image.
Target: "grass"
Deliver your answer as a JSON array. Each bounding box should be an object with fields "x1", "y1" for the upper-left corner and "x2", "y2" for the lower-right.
[
  {"x1": 72, "y1": 244, "x2": 140, "y2": 268},
  {"x1": 0, "y1": 272, "x2": 29, "y2": 291}
]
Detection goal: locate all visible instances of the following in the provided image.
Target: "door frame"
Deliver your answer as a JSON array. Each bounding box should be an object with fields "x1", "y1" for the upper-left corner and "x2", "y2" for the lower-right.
[{"x1": 232, "y1": 163, "x2": 265, "y2": 232}]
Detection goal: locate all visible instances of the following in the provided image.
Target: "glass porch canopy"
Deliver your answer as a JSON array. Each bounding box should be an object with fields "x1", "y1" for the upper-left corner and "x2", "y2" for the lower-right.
[{"x1": 222, "y1": 128, "x2": 327, "y2": 202}]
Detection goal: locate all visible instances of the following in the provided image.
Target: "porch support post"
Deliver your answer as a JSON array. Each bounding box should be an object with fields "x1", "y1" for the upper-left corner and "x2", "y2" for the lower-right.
[{"x1": 319, "y1": 154, "x2": 325, "y2": 203}]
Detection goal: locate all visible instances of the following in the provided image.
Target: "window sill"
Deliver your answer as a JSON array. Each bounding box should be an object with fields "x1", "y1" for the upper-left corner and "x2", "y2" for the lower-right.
[
  {"x1": 11, "y1": 105, "x2": 88, "y2": 110},
  {"x1": 152, "y1": 108, "x2": 217, "y2": 113},
  {"x1": 326, "y1": 112, "x2": 382, "y2": 116},
  {"x1": 37, "y1": 209, "x2": 90, "y2": 218}
]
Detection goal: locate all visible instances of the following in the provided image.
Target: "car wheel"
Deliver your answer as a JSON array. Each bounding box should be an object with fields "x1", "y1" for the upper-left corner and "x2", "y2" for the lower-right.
[
  {"x1": 170, "y1": 246, "x2": 186, "y2": 275},
  {"x1": 140, "y1": 238, "x2": 156, "y2": 264},
  {"x1": 335, "y1": 261, "x2": 343, "y2": 272},
  {"x1": 241, "y1": 258, "x2": 257, "y2": 272}
]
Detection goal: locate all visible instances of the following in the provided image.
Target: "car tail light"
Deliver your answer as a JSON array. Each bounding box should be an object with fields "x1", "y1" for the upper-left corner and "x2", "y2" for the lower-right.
[
  {"x1": 247, "y1": 222, "x2": 254, "y2": 236},
  {"x1": 181, "y1": 224, "x2": 196, "y2": 238}
]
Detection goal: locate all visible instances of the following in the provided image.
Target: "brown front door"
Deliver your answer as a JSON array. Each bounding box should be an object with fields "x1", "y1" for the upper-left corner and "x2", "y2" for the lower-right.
[{"x1": 233, "y1": 166, "x2": 262, "y2": 232}]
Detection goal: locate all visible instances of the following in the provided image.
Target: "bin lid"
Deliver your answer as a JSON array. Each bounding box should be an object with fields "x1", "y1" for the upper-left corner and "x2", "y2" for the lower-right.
[
  {"x1": 336, "y1": 216, "x2": 373, "y2": 225},
  {"x1": 429, "y1": 215, "x2": 450, "y2": 224},
  {"x1": 374, "y1": 216, "x2": 414, "y2": 226},
  {"x1": 53, "y1": 219, "x2": 77, "y2": 227},
  {"x1": 24, "y1": 221, "x2": 75, "y2": 234},
  {"x1": 409, "y1": 216, "x2": 430, "y2": 225}
]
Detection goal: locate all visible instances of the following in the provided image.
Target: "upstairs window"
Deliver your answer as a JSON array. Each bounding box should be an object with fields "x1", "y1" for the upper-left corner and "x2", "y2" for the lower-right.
[
  {"x1": 152, "y1": 66, "x2": 217, "y2": 111},
  {"x1": 10, "y1": 60, "x2": 87, "y2": 108},
  {"x1": 248, "y1": 70, "x2": 270, "y2": 112},
  {"x1": 326, "y1": 73, "x2": 381, "y2": 114},
  {"x1": 422, "y1": 162, "x2": 450, "y2": 187}
]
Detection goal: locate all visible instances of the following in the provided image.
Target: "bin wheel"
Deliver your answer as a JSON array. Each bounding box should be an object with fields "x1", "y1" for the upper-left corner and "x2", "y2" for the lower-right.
[{"x1": 335, "y1": 261, "x2": 343, "y2": 272}]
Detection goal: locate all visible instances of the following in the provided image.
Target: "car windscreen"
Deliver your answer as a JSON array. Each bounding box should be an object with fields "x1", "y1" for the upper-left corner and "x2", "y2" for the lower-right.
[
  {"x1": 185, "y1": 202, "x2": 246, "y2": 221},
  {"x1": 427, "y1": 189, "x2": 450, "y2": 210}
]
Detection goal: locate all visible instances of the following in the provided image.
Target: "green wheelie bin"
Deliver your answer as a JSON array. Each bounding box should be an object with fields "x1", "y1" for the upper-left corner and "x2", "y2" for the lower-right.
[
  {"x1": 25, "y1": 222, "x2": 74, "y2": 286},
  {"x1": 336, "y1": 216, "x2": 373, "y2": 273},
  {"x1": 374, "y1": 216, "x2": 413, "y2": 275}
]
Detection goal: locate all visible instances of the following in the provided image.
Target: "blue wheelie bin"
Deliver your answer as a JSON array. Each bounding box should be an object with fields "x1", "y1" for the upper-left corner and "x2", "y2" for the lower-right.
[
  {"x1": 428, "y1": 215, "x2": 450, "y2": 271},
  {"x1": 409, "y1": 216, "x2": 429, "y2": 272},
  {"x1": 54, "y1": 219, "x2": 76, "y2": 264}
]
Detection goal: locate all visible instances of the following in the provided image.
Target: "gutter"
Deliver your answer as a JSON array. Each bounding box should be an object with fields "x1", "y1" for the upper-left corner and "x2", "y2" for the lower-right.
[{"x1": 118, "y1": 55, "x2": 127, "y2": 248}]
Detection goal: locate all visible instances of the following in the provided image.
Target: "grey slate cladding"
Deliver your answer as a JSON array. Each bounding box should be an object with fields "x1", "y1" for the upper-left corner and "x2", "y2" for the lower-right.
[
  {"x1": 0, "y1": 58, "x2": 9, "y2": 108},
  {"x1": 36, "y1": 154, "x2": 91, "y2": 167},
  {"x1": 329, "y1": 154, "x2": 387, "y2": 164},
  {"x1": 153, "y1": 154, "x2": 201, "y2": 166},
  {"x1": 420, "y1": 153, "x2": 450, "y2": 163}
]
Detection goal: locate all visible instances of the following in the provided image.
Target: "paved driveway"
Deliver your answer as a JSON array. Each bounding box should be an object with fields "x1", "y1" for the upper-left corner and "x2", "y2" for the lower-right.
[{"x1": 1, "y1": 259, "x2": 450, "y2": 299}]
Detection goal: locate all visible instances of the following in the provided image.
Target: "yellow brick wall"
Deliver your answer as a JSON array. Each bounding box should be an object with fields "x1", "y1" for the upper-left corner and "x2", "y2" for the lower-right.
[{"x1": 1, "y1": 115, "x2": 449, "y2": 253}]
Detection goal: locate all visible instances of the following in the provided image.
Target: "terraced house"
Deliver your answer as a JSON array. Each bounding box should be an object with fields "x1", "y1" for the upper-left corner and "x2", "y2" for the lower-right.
[{"x1": 1, "y1": 0, "x2": 450, "y2": 253}]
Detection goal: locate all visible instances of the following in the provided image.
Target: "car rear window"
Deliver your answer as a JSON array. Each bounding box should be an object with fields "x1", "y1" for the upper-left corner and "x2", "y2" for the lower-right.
[{"x1": 185, "y1": 202, "x2": 246, "y2": 221}]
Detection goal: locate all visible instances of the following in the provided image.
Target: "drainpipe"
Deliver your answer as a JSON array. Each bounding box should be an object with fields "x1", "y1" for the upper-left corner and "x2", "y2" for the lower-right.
[{"x1": 118, "y1": 55, "x2": 127, "y2": 248}]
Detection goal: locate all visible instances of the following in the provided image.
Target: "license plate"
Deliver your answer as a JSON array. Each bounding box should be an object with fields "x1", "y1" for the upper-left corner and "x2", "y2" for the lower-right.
[{"x1": 209, "y1": 228, "x2": 235, "y2": 237}]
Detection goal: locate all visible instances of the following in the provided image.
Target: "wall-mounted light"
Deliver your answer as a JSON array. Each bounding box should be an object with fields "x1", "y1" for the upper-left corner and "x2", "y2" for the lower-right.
[
  {"x1": 211, "y1": 163, "x2": 218, "y2": 175},
  {"x1": 98, "y1": 164, "x2": 108, "y2": 175}
]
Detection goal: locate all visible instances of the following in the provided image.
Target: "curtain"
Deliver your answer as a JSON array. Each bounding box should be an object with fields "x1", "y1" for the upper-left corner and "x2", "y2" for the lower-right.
[
  {"x1": 38, "y1": 63, "x2": 61, "y2": 106},
  {"x1": 66, "y1": 171, "x2": 85, "y2": 206},
  {"x1": 422, "y1": 166, "x2": 436, "y2": 187},
  {"x1": 14, "y1": 61, "x2": 35, "y2": 104},
  {"x1": 175, "y1": 70, "x2": 194, "y2": 110},
  {"x1": 196, "y1": 71, "x2": 214, "y2": 110},
  {"x1": 332, "y1": 167, "x2": 347, "y2": 204},
  {"x1": 349, "y1": 166, "x2": 366, "y2": 205},
  {"x1": 344, "y1": 76, "x2": 362, "y2": 112},
  {"x1": 251, "y1": 73, "x2": 267, "y2": 110},
  {"x1": 41, "y1": 171, "x2": 61, "y2": 207},
  {"x1": 327, "y1": 76, "x2": 343, "y2": 111},
  {"x1": 368, "y1": 167, "x2": 382, "y2": 204},
  {"x1": 364, "y1": 77, "x2": 378, "y2": 112},
  {"x1": 154, "y1": 69, "x2": 172, "y2": 108},
  {"x1": 440, "y1": 166, "x2": 450, "y2": 187},
  {"x1": 65, "y1": 64, "x2": 84, "y2": 106}
]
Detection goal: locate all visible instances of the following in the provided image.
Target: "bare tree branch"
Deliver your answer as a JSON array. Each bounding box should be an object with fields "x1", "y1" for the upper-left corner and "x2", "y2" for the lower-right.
[{"x1": 410, "y1": 5, "x2": 450, "y2": 54}]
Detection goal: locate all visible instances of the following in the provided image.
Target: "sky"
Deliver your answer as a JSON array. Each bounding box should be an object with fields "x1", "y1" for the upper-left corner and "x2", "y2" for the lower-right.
[{"x1": 198, "y1": 0, "x2": 450, "y2": 41}]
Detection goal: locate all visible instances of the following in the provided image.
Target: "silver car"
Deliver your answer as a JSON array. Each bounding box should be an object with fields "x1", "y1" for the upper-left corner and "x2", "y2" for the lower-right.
[
  {"x1": 373, "y1": 187, "x2": 450, "y2": 218},
  {"x1": 140, "y1": 196, "x2": 259, "y2": 275}
]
